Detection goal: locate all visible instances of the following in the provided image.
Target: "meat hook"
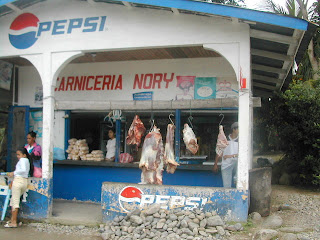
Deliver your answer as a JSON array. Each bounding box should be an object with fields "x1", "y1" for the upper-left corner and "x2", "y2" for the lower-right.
[
  {"x1": 169, "y1": 113, "x2": 175, "y2": 125},
  {"x1": 218, "y1": 113, "x2": 224, "y2": 126}
]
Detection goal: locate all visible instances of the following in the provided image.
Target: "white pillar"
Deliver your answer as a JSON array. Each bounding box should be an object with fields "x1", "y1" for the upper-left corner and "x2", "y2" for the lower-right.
[
  {"x1": 237, "y1": 30, "x2": 252, "y2": 191},
  {"x1": 203, "y1": 28, "x2": 252, "y2": 191}
]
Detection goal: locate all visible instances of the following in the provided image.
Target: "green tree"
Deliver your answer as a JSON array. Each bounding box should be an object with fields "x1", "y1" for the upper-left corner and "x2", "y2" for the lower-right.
[{"x1": 260, "y1": 79, "x2": 320, "y2": 186}]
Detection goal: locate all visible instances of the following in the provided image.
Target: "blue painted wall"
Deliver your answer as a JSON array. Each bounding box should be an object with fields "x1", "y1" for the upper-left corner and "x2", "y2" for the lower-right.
[
  {"x1": 0, "y1": 177, "x2": 51, "y2": 220},
  {"x1": 101, "y1": 182, "x2": 249, "y2": 222},
  {"x1": 53, "y1": 164, "x2": 223, "y2": 203}
]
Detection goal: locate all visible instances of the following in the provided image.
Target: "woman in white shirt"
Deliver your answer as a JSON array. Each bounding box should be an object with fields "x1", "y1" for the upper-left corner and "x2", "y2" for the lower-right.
[
  {"x1": 5, "y1": 147, "x2": 33, "y2": 228},
  {"x1": 105, "y1": 129, "x2": 116, "y2": 161}
]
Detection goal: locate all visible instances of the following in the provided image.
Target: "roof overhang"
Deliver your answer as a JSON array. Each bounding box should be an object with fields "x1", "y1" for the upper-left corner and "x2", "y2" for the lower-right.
[{"x1": 0, "y1": 0, "x2": 317, "y2": 97}]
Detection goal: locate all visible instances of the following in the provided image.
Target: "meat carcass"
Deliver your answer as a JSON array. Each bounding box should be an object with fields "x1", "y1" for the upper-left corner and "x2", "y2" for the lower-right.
[
  {"x1": 126, "y1": 115, "x2": 146, "y2": 148},
  {"x1": 139, "y1": 125, "x2": 164, "y2": 185},
  {"x1": 215, "y1": 125, "x2": 229, "y2": 157},
  {"x1": 164, "y1": 124, "x2": 179, "y2": 174},
  {"x1": 183, "y1": 124, "x2": 199, "y2": 155}
]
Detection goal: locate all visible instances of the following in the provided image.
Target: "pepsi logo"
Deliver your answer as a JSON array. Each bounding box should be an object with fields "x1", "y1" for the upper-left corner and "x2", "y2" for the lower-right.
[
  {"x1": 119, "y1": 186, "x2": 143, "y2": 213},
  {"x1": 9, "y1": 13, "x2": 39, "y2": 49}
]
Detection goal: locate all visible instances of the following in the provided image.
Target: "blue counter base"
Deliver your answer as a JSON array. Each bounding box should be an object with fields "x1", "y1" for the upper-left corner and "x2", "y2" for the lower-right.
[
  {"x1": 101, "y1": 182, "x2": 249, "y2": 222},
  {"x1": 0, "y1": 177, "x2": 52, "y2": 220},
  {"x1": 53, "y1": 163, "x2": 223, "y2": 203}
]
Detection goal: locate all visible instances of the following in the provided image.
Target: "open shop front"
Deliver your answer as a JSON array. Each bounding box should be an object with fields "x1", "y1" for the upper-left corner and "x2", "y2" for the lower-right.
[
  {"x1": 51, "y1": 56, "x2": 247, "y2": 204},
  {"x1": 0, "y1": 0, "x2": 313, "y2": 223}
]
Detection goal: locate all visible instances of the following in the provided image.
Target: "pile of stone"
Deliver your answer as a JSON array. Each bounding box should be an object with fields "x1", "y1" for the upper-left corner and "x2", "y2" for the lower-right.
[
  {"x1": 66, "y1": 139, "x2": 89, "y2": 160},
  {"x1": 101, "y1": 205, "x2": 243, "y2": 240}
]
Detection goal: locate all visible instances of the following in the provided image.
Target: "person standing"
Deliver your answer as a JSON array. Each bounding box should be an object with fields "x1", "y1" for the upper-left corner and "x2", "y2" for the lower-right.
[
  {"x1": 4, "y1": 148, "x2": 33, "y2": 228},
  {"x1": 25, "y1": 131, "x2": 42, "y2": 178},
  {"x1": 213, "y1": 122, "x2": 239, "y2": 188},
  {"x1": 105, "y1": 129, "x2": 116, "y2": 161}
]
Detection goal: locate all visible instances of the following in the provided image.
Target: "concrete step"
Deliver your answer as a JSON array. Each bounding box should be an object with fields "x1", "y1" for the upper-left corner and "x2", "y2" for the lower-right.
[{"x1": 48, "y1": 199, "x2": 102, "y2": 226}]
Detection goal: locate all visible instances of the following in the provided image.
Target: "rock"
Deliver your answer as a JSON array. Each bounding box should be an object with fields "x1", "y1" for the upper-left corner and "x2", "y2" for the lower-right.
[
  {"x1": 189, "y1": 213, "x2": 196, "y2": 219},
  {"x1": 197, "y1": 214, "x2": 205, "y2": 221},
  {"x1": 254, "y1": 229, "x2": 278, "y2": 240},
  {"x1": 153, "y1": 212, "x2": 160, "y2": 218},
  {"x1": 199, "y1": 230, "x2": 207, "y2": 236},
  {"x1": 181, "y1": 220, "x2": 188, "y2": 228},
  {"x1": 216, "y1": 226, "x2": 225, "y2": 235},
  {"x1": 101, "y1": 232, "x2": 111, "y2": 240},
  {"x1": 279, "y1": 227, "x2": 305, "y2": 233},
  {"x1": 200, "y1": 219, "x2": 207, "y2": 228},
  {"x1": 226, "y1": 225, "x2": 237, "y2": 231},
  {"x1": 156, "y1": 219, "x2": 166, "y2": 229},
  {"x1": 279, "y1": 172, "x2": 291, "y2": 185},
  {"x1": 280, "y1": 233, "x2": 298, "y2": 240},
  {"x1": 145, "y1": 216, "x2": 154, "y2": 223},
  {"x1": 168, "y1": 221, "x2": 178, "y2": 228},
  {"x1": 131, "y1": 208, "x2": 141, "y2": 216},
  {"x1": 207, "y1": 216, "x2": 224, "y2": 227},
  {"x1": 145, "y1": 205, "x2": 161, "y2": 215},
  {"x1": 278, "y1": 205, "x2": 298, "y2": 212},
  {"x1": 130, "y1": 215, "x2": 143, "y2": 225},
  {"x1": 205, "y1": 212, "x2": 212, "y2": 218},
  {"x1": 188, "y1": 222, "x2": 199, "y2": 231},
  {"x1": 234, "y1": 223, "x2": 242, "y2": 231},
  {"x1": 182, "y1": 228, "x2": 194, "y2": 236},
  {"x1": 114, "y1": 216, "x2": 120, "y2": 222},
  {"x1": 193, "y1": 218, "x2": 200, "y2": 224},
  {"x1": 211, "y1": 211, "x2": 217, "y2": 216},
  {"x1": 169, "y1": 214, "x2": 178, "y2": 221},
  {"x1": 193, "y1": 227, "x2": 198, "y2": 236},
  {"x1": 160, "y1": 213, "x2": 166, "y2": 218},
  {"x1": 205, "y1": 228, "x2": 218, "y2": 234},
  {"x1": 184, "y1": 211, "x2": 191, "y2": 216},
  {"x1": 250, "y1": 212, "x2": 262, "y2": 223},
  {"x1": 262, "y1": 215, "x2": 283, "y2": 229}
]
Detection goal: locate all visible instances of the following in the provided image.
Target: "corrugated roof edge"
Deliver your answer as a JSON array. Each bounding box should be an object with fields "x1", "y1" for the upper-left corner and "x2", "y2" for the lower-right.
[
  {"x1": 120, "y1": 0, "x2": 309, "y2": 31},
  {"x1": 282, "y1": 22, "x2": 318, "y2": 91},
  {"x1": 0, "y1": 0, "x2": 14, "y2": 6}
]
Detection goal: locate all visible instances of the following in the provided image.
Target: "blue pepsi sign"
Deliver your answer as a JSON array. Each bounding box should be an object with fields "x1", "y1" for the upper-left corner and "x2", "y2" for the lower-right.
[{"x1": 9, "y1": 13, "x2": 107, "y2": 49}]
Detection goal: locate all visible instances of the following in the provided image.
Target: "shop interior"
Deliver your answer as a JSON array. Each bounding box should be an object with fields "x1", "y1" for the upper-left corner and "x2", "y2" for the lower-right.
[{"x1": 68, "y1": 109, "x2": 238, "y2": 165}]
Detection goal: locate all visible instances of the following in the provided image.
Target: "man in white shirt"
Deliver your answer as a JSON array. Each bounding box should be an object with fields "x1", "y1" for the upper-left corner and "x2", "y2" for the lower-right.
[{"x1": 213, "y1": 122, "x2": 239, "y2": 188}]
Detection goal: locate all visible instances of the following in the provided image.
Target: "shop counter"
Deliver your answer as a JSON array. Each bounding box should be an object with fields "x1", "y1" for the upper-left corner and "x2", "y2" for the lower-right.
[{"x1": 53, "y1": 160, "x2": 223, "y2": 203}]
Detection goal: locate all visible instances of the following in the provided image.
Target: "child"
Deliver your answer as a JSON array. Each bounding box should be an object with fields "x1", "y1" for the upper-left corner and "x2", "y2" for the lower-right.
[{"x1": 4, "y1": 147, "x2": 33, "y2": 228}]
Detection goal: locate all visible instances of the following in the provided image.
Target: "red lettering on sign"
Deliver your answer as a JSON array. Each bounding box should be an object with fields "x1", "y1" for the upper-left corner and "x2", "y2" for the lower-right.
[
  {"x1": 86, "y1": 76, "x2": 94, "y2": 90},
  {"x1": 94, "y1": 75, "x2": 103, "y2": 90},
  {"x1": 81, "y1": 76, "x2": 87, "y2": 90},
  {"x1": 110, "y1": 75, "x2": 115, "y2": 90},
  {"x1": 102, "y1": 75, "x2": 111, "y2": 90},
  {"x1": 133, "y1": 74, "x2": 143, "y2": 89},
  {"x1": 74, "y1": 76, "x2": 83, "y2": 91},
  {"x1": 164, "y1": 73, "x2": 174, "y2": 88},
  {"x1": 152, "y1": 73, "x2": 162, "y2": 89},
  {"x1": 115, "y1": 75, "x2": 122, "y2": 90},
  {"x1": 58, "y1": 77, "x2": 65, "y2": 91},
  {"x1": 143, "y1": 74, "x2": 153, "y2": 89},
  {"x1": 66, "y1": 77, "x2": 74, "y2": 91}
]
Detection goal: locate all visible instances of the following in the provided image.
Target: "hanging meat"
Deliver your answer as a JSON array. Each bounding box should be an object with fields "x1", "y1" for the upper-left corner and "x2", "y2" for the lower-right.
[
  {"x1": 183, "y1": 124, "x2": 199, "y2": 155},
  {"x1": 139, "y1": 125, "x2": 164, "y2": 185},
  {"x1": 126, "y1": 115, "x2": 146, "y2": 148},
  {"x1": 215, "y1": 125, "x2": 229, "y2": 157},
  {"x1": 164, "y1": 124, "x2": 179, "y2": 174}
]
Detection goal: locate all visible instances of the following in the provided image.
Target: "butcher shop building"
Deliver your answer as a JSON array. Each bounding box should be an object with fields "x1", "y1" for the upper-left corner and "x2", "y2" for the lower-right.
[{"x1": 0, "y1": 0, "x2": 316, "y2": 222}]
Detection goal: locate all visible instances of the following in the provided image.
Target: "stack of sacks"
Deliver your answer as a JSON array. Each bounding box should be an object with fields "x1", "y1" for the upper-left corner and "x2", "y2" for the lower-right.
[
  {"x1": 66, "y1": 138, "x2": 89, "y2": 161},
  {"x1": 91, "y1": 150, "x2": 104, "y2": 161}
]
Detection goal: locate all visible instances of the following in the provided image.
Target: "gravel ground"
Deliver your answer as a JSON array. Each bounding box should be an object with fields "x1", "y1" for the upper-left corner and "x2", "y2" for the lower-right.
[{"x1": 8, "y1": 184, "x2": 319, "y2": 240}]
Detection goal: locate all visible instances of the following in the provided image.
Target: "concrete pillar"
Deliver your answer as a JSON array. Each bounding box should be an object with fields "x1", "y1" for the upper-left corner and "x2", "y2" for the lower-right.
[
  {"x1": 203, "y1": 27, "x2": 252, "y2": 191},
  {"x1": 21, "y1": 50, "x2": 83, "y2": 217}
]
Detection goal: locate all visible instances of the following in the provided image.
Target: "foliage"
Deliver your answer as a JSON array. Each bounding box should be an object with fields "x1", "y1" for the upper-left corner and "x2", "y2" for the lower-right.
[
  {"x1": 196, "y1": 0, "x2": 245, "y2": 7},
  {"x1": 258, "y1": 79, "x2": 320, "y2": 186}
]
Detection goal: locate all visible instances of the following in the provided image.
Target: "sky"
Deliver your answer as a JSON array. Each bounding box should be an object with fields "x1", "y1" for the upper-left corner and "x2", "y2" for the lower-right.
[{"x1": 245, "y1": 0, "x2": 316, "y2": 11}]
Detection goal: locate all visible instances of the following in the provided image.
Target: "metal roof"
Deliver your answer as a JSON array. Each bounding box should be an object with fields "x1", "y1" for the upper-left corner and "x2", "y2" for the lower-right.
[{"x1": 0, "y1": 0, "x2": 317, "y2": 97}]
